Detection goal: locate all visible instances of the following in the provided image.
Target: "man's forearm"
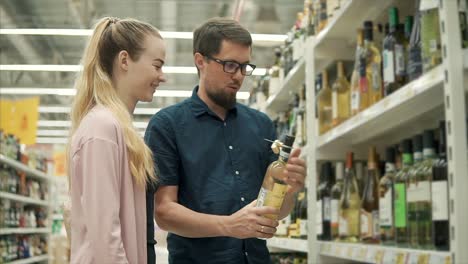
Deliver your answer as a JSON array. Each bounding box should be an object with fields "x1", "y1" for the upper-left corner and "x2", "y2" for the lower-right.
[
  {"x1": 279, "y1": 192, "x2": 297, "y2": 219},
  {"x1": 156, "y1": 201, "x2": 230, "y2": 238}
]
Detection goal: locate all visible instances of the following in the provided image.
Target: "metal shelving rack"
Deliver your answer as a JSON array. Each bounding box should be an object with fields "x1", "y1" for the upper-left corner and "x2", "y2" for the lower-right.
[
  {"x1": 305, "y1": 0, "x2": 468, "y2": 263},
  {"x1": 0, "y1": 154, "x2": 52, "y2": 264},
  {"x1": 263, "y1": 0, "x2": 467, "y2": 263}
]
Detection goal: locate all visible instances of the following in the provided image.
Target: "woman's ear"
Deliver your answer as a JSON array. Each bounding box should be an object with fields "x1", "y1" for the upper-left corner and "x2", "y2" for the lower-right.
[{"x1": 117, "y1": 50, "x2": 130, "y2": 71}]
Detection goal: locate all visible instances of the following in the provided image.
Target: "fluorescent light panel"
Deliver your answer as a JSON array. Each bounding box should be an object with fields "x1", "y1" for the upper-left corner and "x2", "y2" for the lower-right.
[
  {"x1": 38, "y1": 120, "x2": 148, "y2": 129},
  {"x1": 38, "y1": 106, "x2": 160, "y2": 115},
  {"x1": 1, "y1": 88, "x2": 250, "y2": 99},
  {"x1": 0, "y1": 64, "x2": 266, "y2": 76},
  {"x1": 37, "y1": 129, "x2": 145, "y2": 137},
  {"x1": 0, "y1": 28, "x2": 286, "y2": 42}
]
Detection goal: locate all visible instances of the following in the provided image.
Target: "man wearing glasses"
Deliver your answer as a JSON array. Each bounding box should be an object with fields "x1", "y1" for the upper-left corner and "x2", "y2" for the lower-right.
[{"x1": 145, "y1": 17, "x2": 306, "y2": 264}]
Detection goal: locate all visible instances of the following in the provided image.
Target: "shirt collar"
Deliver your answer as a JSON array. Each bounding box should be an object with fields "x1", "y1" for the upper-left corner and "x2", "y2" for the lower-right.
[{"x1": 190, "y1": 86, "x2": 238, "y2": 118}]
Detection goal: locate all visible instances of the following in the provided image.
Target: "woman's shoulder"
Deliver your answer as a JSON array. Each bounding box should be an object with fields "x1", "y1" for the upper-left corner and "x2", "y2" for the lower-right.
[{"x1": 72, "y1": 105, "x2": 123, "y2": 147}]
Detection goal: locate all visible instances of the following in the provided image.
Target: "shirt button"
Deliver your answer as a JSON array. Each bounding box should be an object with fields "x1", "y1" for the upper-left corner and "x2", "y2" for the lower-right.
[
  {"x1": 229, "y1": 145, "x2": 233, "y2": 150},
  {"x1": 224, "y1": 122, "x2": 227, "y2": 127},
  {"x1": 235, "y1": 171, "x2": 239, "y2": 175},
  {"x1": 245, "y1": 252, "x2": 248, "y2": 256},
  {"x1": 241, "y1": 197, "x2": 245, "y2": 202}
]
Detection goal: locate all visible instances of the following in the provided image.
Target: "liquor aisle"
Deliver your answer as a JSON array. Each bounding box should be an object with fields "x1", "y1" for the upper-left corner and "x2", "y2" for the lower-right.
[{"x1": 249, "y1": 0, "x2": 468, "y2": 263}]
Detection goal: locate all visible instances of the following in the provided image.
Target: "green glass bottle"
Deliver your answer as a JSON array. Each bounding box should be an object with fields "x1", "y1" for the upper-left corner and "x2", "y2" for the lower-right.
[
  {"x1": 379, "y1": 147, "x2": 397, "y2": 245},
  {"x1": 407, "y1": 134, "x2": 423, "y2": 248},
  {"x1": 394, "y1": 139, "x2": 413, "y2": 246}
]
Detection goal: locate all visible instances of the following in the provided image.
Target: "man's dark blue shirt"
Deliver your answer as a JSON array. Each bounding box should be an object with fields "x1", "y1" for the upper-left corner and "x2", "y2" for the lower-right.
[{"x1": 145, "y1": 86, "x2": 277, "y2": 264}]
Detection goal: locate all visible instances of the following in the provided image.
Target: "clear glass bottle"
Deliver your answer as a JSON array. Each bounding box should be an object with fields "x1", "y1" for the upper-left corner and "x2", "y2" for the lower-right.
[
  {"x1": 339, "y1": 152, "x2": 361, "y2": 242},
  {"x1": 383, "y1": 7, "x2": 406, "y2": 96},
  {"x1": 413, "y1": 130, "x2": 436, "y2": 249},
  {"x1": 317, "y1": 70, "x2": 332, "y2": 135},
  {"x1": 361, "y1": 21, "x2": 383, "y2": 107},
  {"x1": 379, "y1": 147, "x2": 397, "y2": 245},
  {"x1": 350, "y1": 29, "x2": 365, "y2": 116},
  {"x1": 331, "y1": 161, "x2": 344, "y2": 241},
  {"x1": 256, "y1": 135, "x2": 295, "y2": 220},
  {"x1": 361, "y1": 147, "x2": 381, "y2": 244},
  {"x1": 394, "y1": 139, "x2": 413, "y2": 246},
  {"x1": 332, "y1": 61, "x2": 351, "y2": 126}
]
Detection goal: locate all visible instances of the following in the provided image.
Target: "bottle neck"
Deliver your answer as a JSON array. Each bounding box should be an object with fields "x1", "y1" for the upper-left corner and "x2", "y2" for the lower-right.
[{"x1": 279, "y1": 149, "x2": 290, "y2": 163}]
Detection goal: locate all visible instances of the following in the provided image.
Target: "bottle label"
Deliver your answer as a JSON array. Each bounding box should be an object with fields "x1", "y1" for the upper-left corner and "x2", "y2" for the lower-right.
[
  {"x1": 431, "y1": 181, "x2": 449, "y2": 221},
  {"x1": 372, "y1": 210, "x2": 380, "y2": 239},
  {"x1": 360, "y1": 209, "x2": 371, "y2": 236},
  {"x1": 339, "y1": 216, "x2": 348, "y2": 236},
  {"x1": 316, "y1": 200, "x2": 323, "y2": 235},
  {"x1": 299, "y1": 218, "x2": 308, "y2": 236},
  {"x1": 407, "y1": 181, "x2": 431, "y2": 202},
  {"x1": 332, "y1": 92, "x2": 338, "y2": 120},
  {"x1": 323, "y1": 197, "x2": 331, "y2": 221},
  {"x1": 394, "y1": 183, "x2": 407, "y2": 228},
  {"x1": 372, "y1": 63, "x2": 381, "y2": 91},
  {"x1": 279, "y1": 149, "x2": 290, "y2": 161},
  {"x1": 383, "y1": 50, "x2": 395, "y2": 83},
  {"x1": 395, "y1": 44, "x2": 406, "y2": 76},
  {"x1": 331, "y1": 199, "x2": 339, "y2": 228},
  {"x1": 256, "y1": 184, "x2": 288, "y2": 219},
  {"x1": 379, "y1": 186, "x2": 393, "y2": 227},
  {"x1": 351, "y1": 90, "x2": 360, "y2": 112}
]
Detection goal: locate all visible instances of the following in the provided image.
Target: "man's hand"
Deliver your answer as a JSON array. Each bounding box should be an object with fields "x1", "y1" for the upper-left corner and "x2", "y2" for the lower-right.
[
  {"x1": 224, "y1": 200, "x2": 279, "y2": 239},
  {"x1": 284, "y1": 148, "x2": 307, "y2": 194}
]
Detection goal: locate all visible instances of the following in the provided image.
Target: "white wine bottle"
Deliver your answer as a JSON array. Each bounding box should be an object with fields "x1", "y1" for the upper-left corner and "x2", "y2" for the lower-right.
[{"x1": 256, "y1": 135, "x2": 295, "y2": 220}]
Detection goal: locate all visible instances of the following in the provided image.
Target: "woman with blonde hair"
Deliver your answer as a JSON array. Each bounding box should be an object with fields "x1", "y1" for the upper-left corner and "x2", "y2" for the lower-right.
[{"x1": 67, "y1": 16, "x2": 166, "y2": 264}]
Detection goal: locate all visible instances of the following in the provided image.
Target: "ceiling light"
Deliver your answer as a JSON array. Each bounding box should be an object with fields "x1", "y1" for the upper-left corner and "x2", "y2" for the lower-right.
[
  {"x1": 1, "y1": 88, "x2": 250, "y2": 99},
  {"x1": 38, "y1": 106, "x2": 160, "y2": 115},
  {"x1": 38, "y1": 120, "x2": 148, "y2": 129},
  {"x1": 0, "y1": 64, "x2": 266, "y2": 76},
  {"x1": 37, "y1": 130, "x2": 69, "y2": 136},
  {"x1": 0, "y1": 28, "x2": 286, "y2": 42},
  {"x1": 36, "y1": 137, "x2": 68, "y2": 144}
]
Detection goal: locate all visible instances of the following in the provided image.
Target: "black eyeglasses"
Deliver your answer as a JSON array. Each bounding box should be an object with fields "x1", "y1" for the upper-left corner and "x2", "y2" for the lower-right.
[{"x1": 205, "y1": 55, "x2": 256, "y2": 76}]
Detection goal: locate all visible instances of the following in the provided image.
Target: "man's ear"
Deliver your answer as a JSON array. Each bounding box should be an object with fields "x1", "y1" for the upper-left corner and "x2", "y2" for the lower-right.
[
  {"x1": 117, "y1": 50, "x2": 130, "y2": 71},
  {"x1": 194, "y1": 52, "x2": 206, "y2": 71}
]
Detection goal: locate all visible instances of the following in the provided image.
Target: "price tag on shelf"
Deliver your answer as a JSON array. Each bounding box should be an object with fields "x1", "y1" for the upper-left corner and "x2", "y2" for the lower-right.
[
  {"x1": 334, "y1": 245, "x2": 342, "y2": 256},
  {"x1": 382, "y1": 250, "x2": 396, "y2": 264},
  {"x1": 418, "y1": 253, "x2": 430, "y2": 264},
  {"x1": 395, "y1": 252, "x2": 407, "y2": 264},
  {"x1": 359, "y1": 247, "x2": 368, "y2": 261},
  {"x1": 407, "y1": 252, "x2": 419, "y2": 264},
  {"x1": 367, "y1": 248, "x2": 377, "y2": 263},
  {"x1": 429, "y1": 254, "x2": 451, "y2": 264},
  {"x1": 353, "y1": 246, "x2": 362, "y2": 260},
  {"x1": 375, "y1": 249, "x2": 385, "y2": 264},
  {"x1": 347, "y1": 246, "x2": 354, "y2": 258}
]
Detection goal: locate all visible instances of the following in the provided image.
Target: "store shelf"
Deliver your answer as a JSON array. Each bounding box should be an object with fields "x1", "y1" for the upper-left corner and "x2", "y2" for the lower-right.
[
  {"x1": 265, "y1": 57, "x2": 305, "y2": 112},
  {"x1": 316, "y1": 65, "x2": 444, "y2": 151},
  {"x1": 313, "y1": 0, "x2": 414, "y2": 71},
  {"x1": 267, "y1": 237, "x2": 308, "y2": 253},
  {"x1": 317, "y1": 241, "x2": 451, "y2": 264},
  {"x1": 0, "y1": 228, "x2": 50, "y2": 235},
  {"x1": 0, "y1": 192, "x2": 50, "y2": 207},
  {"x1": 6, "y1": 255, "x2": 49, "y2": 264},
  {"x1": 0, "y1": 154, "x2": 52, "y2": 182},
  {"x1": 464, "y1": 48, "x2": 468, "y2": 69}
]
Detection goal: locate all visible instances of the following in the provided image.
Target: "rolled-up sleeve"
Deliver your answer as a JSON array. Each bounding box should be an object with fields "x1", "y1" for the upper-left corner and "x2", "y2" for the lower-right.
[{"x1": 76, "y1": 138, "x2": 128, "y2": 263}]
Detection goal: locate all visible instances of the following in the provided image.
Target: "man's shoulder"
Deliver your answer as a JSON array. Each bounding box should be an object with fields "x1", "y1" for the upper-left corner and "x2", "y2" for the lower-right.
[
  {"x1": 149, "y1": 98, "x2": 191, "y2": 123},
  {"x1": 236, "y1": 103, "x2": 272, "y2": 123}
]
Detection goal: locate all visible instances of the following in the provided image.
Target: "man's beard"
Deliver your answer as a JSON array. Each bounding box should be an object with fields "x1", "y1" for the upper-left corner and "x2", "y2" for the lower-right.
[{"x1": 206, "y1": 87, "x2": 237, "y2": 110}]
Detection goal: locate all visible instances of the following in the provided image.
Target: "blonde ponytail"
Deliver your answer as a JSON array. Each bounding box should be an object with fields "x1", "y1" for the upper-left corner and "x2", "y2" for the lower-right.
[{"x1": 67, "y1": 17, "x2": 160, "y2": 187}]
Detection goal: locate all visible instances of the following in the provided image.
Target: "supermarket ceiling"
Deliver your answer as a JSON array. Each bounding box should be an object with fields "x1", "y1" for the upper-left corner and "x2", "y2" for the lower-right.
[{"x1": 0, "y1": 0, "x2": 303, "y2": 144}]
